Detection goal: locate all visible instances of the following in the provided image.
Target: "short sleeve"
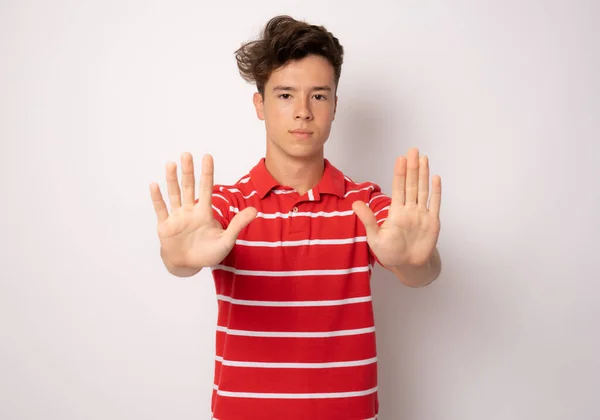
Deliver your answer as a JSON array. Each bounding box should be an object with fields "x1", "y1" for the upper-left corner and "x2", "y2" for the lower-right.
[
  {"x1": 366, "y1": 185, "x2": 392, "y2": 266},
  {"x1": 194, "y1": 185, "x2": 232, "y2": 229},
  {"x1": 212, "y1": 186, "x2": 234, "y2": 229},
  {"x1": 368, "y1": 187, "x2": 391, "y2": 227}
]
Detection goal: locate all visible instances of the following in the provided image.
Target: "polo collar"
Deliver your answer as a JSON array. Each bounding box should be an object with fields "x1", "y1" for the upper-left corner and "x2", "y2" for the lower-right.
[{"x1": 249, "y1": 158, "x2": 346, "y2": 199}]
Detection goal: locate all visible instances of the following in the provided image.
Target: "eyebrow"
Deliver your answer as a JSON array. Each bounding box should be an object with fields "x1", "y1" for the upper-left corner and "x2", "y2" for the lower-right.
[{"x1": 272, "y1": 85, "x2": 332, "y2": 92}]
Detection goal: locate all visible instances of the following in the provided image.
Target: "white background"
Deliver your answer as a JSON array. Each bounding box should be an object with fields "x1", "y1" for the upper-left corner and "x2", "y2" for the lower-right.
[{"x1": 1, "y1": 0, "x2": 599, "y2": 419}]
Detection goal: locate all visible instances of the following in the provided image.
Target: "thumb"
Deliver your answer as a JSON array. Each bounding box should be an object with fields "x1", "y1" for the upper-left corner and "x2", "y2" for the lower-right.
[
  {"x1": 223, "y1": 206, "x2": 258, "y2": 243},
  {"x1": 352, "y1": 201, "x2": 379, "y2": 239}
]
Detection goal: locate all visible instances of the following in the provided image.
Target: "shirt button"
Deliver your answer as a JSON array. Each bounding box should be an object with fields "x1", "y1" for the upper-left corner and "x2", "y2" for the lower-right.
[{"x1": 292, "y1": 206, "x2": 299, "y2": 212}]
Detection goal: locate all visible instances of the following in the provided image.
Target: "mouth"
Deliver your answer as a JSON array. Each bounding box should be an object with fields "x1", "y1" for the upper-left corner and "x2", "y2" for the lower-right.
[{"x1": 290, "y1": 129, "x2": 314, "y2": 139}]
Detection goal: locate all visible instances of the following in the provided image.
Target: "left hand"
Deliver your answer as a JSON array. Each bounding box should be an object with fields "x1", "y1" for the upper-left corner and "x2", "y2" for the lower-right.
[{"x1": 352, "y1": 148, "x2": 442, "y2": 268}]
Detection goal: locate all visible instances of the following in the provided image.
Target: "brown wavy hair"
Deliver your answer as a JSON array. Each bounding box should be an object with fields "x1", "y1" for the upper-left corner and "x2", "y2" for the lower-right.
[{"x1": 235, "y1": 15, "x2": 344, "y2": 95}]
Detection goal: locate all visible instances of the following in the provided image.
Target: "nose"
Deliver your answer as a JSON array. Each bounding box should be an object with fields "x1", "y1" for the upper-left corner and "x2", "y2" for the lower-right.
[{"x1": 294, "y1": 98, "x2": 313, "y2": 121}]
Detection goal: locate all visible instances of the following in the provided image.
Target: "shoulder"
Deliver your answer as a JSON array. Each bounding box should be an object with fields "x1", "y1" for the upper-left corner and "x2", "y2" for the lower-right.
[
  {"x1": 342, "y1": 173, "x2": 384, "y2": 198},
  {"x1": 213, "y1": 171, "x2": 256, "y2": 205},
  {"x1": 339, "y1": 172, "x2": 390, "y2": 213}
]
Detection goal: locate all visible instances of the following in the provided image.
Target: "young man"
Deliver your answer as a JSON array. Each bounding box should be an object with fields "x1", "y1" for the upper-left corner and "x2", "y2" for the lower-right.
[{"x1": 150, "y1": 15, "x2": 442, "y2": 420}]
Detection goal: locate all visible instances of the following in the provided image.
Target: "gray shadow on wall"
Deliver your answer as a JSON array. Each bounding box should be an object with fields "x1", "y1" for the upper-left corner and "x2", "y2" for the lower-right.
[
  {"x1": 333, "y1": 88, "x2": 511, "y2": 420},
  {"x1": 332, "y1": 90, "x2": 421, "y2": 419}
]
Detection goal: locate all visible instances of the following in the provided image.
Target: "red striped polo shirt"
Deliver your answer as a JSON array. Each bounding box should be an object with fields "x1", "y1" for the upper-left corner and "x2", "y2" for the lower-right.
[{"x1": 207, "y1": 158, "x2": 391, "y2": 420}]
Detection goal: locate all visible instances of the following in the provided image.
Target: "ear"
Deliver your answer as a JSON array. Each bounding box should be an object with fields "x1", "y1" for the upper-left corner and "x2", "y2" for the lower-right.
[{"x1": 253, "y1": 92, "x2": 265, "y2": 121}]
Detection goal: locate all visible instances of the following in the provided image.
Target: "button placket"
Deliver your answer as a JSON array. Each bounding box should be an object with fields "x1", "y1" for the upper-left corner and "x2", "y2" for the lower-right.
[
  {"x1": 289, "y1": 203, "x2": 299, "y2": 232},
  {"x1": 289, "y1": 197, "x2": 313, "y2": 234}
]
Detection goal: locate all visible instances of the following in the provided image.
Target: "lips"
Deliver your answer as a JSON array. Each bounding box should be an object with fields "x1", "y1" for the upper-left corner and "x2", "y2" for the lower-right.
[{"x1": 290, "y1": 130, "x2": 313, "y2": 139}]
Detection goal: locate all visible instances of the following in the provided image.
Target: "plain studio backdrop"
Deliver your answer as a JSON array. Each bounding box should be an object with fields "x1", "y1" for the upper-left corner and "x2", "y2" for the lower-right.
[{"x1": 1, "y1": 0, "x2": 599, "y2": 419}]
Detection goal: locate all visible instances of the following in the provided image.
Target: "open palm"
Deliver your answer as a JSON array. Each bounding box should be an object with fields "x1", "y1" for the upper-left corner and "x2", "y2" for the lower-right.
[
  {"x1": 149, "y1": 153, "x2": 257, "y2": 270},
  {"x1": 353, "y1": 148, "x2": 441, "y2": 268}
]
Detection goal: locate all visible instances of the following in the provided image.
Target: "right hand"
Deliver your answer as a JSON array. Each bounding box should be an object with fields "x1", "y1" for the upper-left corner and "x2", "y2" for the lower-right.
[{"x1": 149, "y1": 152, "x2": 257, "y2": 271}]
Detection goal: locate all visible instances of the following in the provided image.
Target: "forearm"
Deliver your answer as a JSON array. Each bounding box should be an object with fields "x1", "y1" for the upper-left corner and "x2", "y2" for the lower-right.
[
  {"x1": 161, "y1": 248, "x2": 202, "y2": 278},
  {"x1": 388, "y1": 247, "x2": 442, "y2": 288}
]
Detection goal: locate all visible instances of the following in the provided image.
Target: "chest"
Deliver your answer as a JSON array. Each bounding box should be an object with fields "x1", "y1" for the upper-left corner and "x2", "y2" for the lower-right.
[{"x1": 230, "y1": 195, "x2": 370, "y2": 272}]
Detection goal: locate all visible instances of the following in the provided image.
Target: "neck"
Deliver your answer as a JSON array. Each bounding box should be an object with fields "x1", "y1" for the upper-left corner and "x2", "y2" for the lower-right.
[{"x1": 264, "y1": 147, "x2": 325, "y2": 196}]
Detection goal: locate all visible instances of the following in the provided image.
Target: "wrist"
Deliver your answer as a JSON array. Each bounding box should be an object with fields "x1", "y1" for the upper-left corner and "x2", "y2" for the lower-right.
[
  {"x1": 389, "y1": 248, "x2": 441, "y2": 288},
  {"x1": 160, "y1": 248, "x2": 202, "y2": 277}
]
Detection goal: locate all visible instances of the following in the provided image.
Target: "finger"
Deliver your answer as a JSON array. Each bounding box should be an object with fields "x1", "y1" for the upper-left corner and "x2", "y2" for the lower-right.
[
  {"x1": 165, "y1": 161, "x2": 182, "y2": 209},
  {"x1": 417, "y1": 155, "x2": 429, "y2": 211},
  {"x1": 199, "y1": 154, "x2": 215, "y2": 215},
  {"x1": 181, "y1": 152, "x2": 196, "y2": 206},
  {"x1": 405, "y1": 148, "x2": 419, "y2": 206},
  {"x1": 352, "y1": 201, "x2": 379, "y2": 239},
  {"x1": 149, "y1": 182, "x2": 169, "y2": 222},
  {"x1": 429, "y1": 175, "x2": 442, "y2": 218},
  {"x1": 390, "y1": 156, "x2": 406, "y2": 215},
  {"x1": 223, "y1": 206, "x2": 258, "y2": 243}
]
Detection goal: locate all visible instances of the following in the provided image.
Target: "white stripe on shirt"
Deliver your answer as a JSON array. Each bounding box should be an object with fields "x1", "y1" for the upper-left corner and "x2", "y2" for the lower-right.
[
  {"x1": 229, "y1": 207, "x2": 355, "y2": 219},
  {"x1": 221, "y1": 187, "x2": 258, "y2": 199},
  {"x1": 212, "y1": 193, "x2": 229, "y2": 204},
  {"x1": 235, "y1": 237, "x2": 367, "y2": 247},
  {"x1": 373, "y1": 206, "x2": 389, "y2": 217},
  {"x1": 214, "y1": 356, "x2": 377, "y2": 369},
  {"x1": 215, "y1": 325, "x2": 375, "y2": 338},
  {"x1": 216, "y1": 294, "x2": 372, "y2": 307},
  {"x1": 343, "y1": 185, "x2": 375, "y2": 198},
  {"x1": 211, "y1": 205, "x2": 223, "y2": 218},
  {"x1": 212, "y1": 265, "x2": 372, "y2": 277},
  {"x1": 368, "y1": 194, "x2": 388, "y2": 207},
  {"x1": 212, "y1": 385, "x2": 378, "y2": 399}
]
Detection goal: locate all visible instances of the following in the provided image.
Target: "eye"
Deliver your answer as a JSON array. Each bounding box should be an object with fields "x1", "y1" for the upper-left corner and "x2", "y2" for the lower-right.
[
  {"x1": 313, "y1": 94, "x2": 327, "y2": 100},
  {"x1": 279, "y1": 93, "x2": 291, "y2": 99}
]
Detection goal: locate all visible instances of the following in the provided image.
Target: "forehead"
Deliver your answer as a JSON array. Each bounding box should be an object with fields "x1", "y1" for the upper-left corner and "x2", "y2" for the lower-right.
[{"x1": 266, "y1": 55, "x2": 335, "y2": 87}]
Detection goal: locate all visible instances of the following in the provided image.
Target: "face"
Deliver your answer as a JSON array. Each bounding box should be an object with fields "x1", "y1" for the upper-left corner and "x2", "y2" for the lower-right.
[{"x1": 253, "y1": 54, "x2": 338, "y2": 161}]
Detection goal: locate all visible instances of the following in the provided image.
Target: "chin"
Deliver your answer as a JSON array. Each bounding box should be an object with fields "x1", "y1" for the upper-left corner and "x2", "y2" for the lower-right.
[
  {"x1": 267, "y1": 134, "x2": 327, "y2": 158},
  {"x1": 292, "y1": 141, "x2": 327, "y2": 155},
  {"x1": 291, "y1": 151, "x2": 322, "y2": 159},
  {"x1": 275, "y1": 145, "x2": 321, "y2": 160}
]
